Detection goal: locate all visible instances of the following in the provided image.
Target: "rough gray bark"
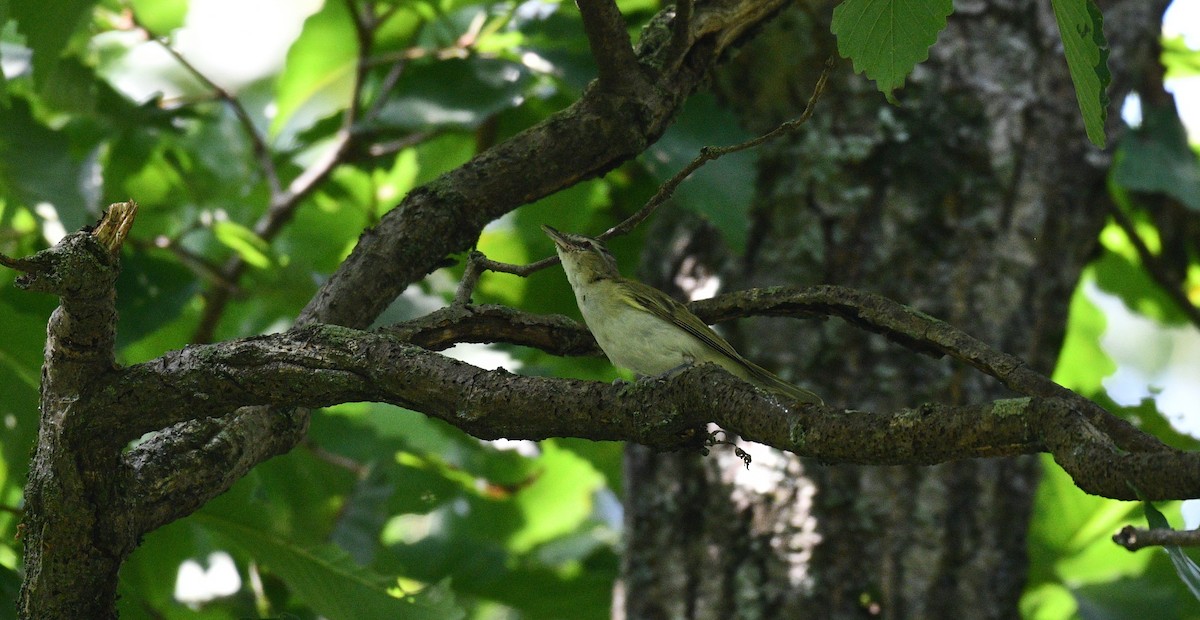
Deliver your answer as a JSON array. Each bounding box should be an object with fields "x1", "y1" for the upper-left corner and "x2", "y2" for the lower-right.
[{"x1": 621, "y1": 0, "x2": 1169, "y2": 618}]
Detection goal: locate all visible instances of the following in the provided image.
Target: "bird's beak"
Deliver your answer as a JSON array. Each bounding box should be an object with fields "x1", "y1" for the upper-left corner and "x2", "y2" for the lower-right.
[{"x1": 541, "y1": 224, "x2": 568, "y2": 249}]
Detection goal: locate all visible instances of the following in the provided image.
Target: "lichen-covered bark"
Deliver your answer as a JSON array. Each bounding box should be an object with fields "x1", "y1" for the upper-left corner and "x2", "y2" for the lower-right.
[
  {"x1": 621, "y1": 1, "x2": 1169, "y2": 618},
  {"x1": 17, "y1": 205, "x2": 137, "y2": 620}
]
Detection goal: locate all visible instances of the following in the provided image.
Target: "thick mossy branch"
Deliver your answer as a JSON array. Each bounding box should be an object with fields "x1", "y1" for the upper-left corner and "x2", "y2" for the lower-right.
[
  {"x1": 75, "y1": 320, "x2": 1197, "y2": 503},
  {"x1": 12, "y1": 203, "x2": 139, "y2": 619}
]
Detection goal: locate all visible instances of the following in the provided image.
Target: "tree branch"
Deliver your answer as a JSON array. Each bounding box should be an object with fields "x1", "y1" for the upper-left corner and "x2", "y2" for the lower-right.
[
  {"x1": 1114, "y1": 525, "x2": 1200, "y2": 551},
  {"x1": 576, "y1": 0, "x2": 646, "y2": 93},
  {"x1": 298, "y1": 0, "x2": 791, "y2": 329},
  {"x1": 82, "y1": 323, "x2": 1200, "y2": 504}
]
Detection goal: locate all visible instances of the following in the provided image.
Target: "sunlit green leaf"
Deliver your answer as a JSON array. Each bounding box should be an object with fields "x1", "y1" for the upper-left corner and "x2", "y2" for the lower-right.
[
  {"x1": 1027, "y1": 455, "x2": 1152, "y2": 585},
  {"x1": 1093, "y1": 231, "x2": 1189, "y2": 325},
  {"x1": 831, "y1": 0, "x2": 953, "y2": 101},
  {"x1": 211, "y1": 220, "x2": 271, "y2": 268},
  {"x1": 128, "y1": 0, "x2": 189, "y2": 33},
  {"x1": 271, "y1": 0, "x2": 357, "y2": 138},
  {"x1": 1163, "y1": 35, "x2": 1200, "y2": 80},
  {"x1": 1050, "y1": 269, "x2": 1116, "y2": 395},
  {"x1": 1020, "y1": 582, "x2": 1078, "y2": 619},
  {"x1": 1049, "y1": 0, "x2": 1110, "y2": 147}
]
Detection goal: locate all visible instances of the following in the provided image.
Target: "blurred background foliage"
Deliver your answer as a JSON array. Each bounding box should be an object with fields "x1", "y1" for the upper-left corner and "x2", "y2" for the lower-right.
[{"x1": 1, "y1": 0, "x2": 1200, "y2": 618}]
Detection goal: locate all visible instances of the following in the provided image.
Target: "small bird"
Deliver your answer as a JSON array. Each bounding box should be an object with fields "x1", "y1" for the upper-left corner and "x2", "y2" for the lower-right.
[{"x1": 543, "y1": 225, "x2": 822, "y2": 405}]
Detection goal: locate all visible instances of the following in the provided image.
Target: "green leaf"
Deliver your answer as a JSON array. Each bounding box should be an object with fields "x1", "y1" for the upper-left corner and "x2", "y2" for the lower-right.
[
  {"x1": 368, "y1": 57, "x2": 532, "y2": 131},
  {"x1": 1143, "y1": 501, "x2": 1200, "y2": 602},
  {"x1": 9, "y1": 0, "x2": 95, "y2": 88},
  {"x1": 1050, "y1": 268, "x2": 1116, "y2": 395},
  {"x1": 1027, "y1": 455, "x2": 1151, "y2": 586},
  {"x1": 199, "y1": 513, "x2": 464, "y2": 620},
  {"x1": 0, "y1": 96, "x2": 90, "y2": 229},
  {"x1": 1092, "y1": 226, "x2": 1188, "y2": 325},
  {"x1": 1163, "y1": 35, "x2": 1200, "y2": 80},
  {"x1": 1049, "y1": 0, "x2": 1110, "y2": 147},
  {"x1": 211, "y1": 220, "x2": 271, "y2": 268},
  {"x1": 115, "y1": 249, "x2": 200, "y2": 349},
  {"x1": 643, "y1": 93, "x2": 755, "y2": 252},
  {"x1": 1113, "y1": 104, "x2": 1200, "y2": 212},
  {"x1": 0, "y1": 2, "x2": 9, "y2": 103},
  {"x1": 0, "y1": 563, "x2": 19, "y2": 620},
  {"x1": 128, "y1": 0, "x2": 189, "y2": 33},
  {"x1": 831, "y1": 0, "x2": 953, "y2": 100},
  {"x1": 270, "y1": 0, "x2": 357, "y2": 138}
]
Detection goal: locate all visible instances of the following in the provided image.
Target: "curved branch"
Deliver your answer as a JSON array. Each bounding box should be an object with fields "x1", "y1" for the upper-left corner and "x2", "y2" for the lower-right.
[
  {"x1": 91, "y1": 323, "x2": 1200, "y2": 507},
  {"x1": 377, "y1": 286, "x2": 1167, "y2": 455}
]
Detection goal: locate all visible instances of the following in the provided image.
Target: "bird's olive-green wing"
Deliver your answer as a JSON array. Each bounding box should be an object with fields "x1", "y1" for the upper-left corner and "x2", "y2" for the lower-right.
[
  {"x1": 621, "y1": 280, "x2": 746, "y2": 362},
  {"x1": 623, "y1": 280, "x2": 824, "y2": 405}
]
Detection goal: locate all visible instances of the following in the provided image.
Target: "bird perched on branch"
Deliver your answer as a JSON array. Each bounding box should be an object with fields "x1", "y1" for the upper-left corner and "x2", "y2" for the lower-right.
[{"x1": 543, "y1": 225, "x2": 822, "y2": 405}]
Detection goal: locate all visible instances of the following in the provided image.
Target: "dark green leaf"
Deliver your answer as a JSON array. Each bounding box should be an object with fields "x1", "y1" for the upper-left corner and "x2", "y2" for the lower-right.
[
  {"x1": 643, "y1": 93, "x2": 755, "y2": 251},
  {"x1": 0, "y1": 563, "x2": 19, "y2": 620},
  {"x1": 368, "y1": 57, "x2": 531, "y2": 131},
  {"x1": 1049, "y1": 0, "x2": 1110, "y2": 147},
  {"x1": 200, "y1": 513, "x2": 464, "y2": 620},
  {"x1": 0, "y1": 96, "x2": 91, "y2": 229},
  {"x1": 0, "y1": 270, "x2": 54, "y2": 487},
  {"x1": 1113, "y1": 104, "x2": 1200, "y2": 211},
  {"x1": 115, "y1": 249, "x2": 200, "y2": 349},
  {"x1": 9, "y1": 0, "x2": 95, "y2": 88},
  {"x1": 831, "y1": 0, "x2": 953, "y2": 101}
]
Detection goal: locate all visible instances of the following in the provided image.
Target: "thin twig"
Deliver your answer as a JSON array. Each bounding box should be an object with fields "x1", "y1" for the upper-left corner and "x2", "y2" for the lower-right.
[
  {"x1": 365, "y1": 130, "x2": 439, "y2": 158},
  {"x1": 452, "y1": 56, "x2": 836, "y2": 302},
  {"x1": 190, "y1": 4, "x2": 373, "y2": 342},
  {"x1": 1107, "y1": 198, "x2": 1200, "y2": 330},
  {"x1": 603, "y1": 54, "x2": 836, "y2": 241},
  {"x1": 1114, "y1": 525, "x2": 1200, "y2": 551},
  {"x1": 140, "y1": 26, "x2": 283, "y2": 197}
]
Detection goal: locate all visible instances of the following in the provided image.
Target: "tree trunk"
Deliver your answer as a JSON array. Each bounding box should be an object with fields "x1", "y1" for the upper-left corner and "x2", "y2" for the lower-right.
[{"x1": 621, "y1": 0, "x2": 1167, "y2": 617}]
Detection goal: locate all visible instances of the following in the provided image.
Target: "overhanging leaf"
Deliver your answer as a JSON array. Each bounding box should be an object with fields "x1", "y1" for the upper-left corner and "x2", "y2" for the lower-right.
[
  {"x1": 831, "y1": 0, "x2": 953, "y2": 101},
  {"x1": 1049, "y1": 0, "x2": 1110, "y2": 147}
]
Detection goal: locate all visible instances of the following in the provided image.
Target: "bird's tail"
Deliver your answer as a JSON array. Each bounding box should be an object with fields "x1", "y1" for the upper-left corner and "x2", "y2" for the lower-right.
[{"x1": 741, "y1": 359, "x2": 824, "y2": 405}]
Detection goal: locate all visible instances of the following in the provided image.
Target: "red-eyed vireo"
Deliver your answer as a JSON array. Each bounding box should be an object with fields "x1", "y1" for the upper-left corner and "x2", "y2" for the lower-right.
[{"x1": 543, "y1": 225, "x2": 822, "y2": 405}]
